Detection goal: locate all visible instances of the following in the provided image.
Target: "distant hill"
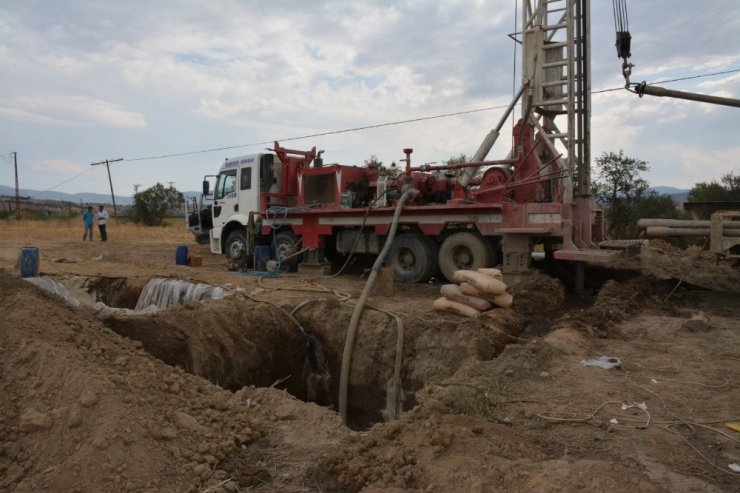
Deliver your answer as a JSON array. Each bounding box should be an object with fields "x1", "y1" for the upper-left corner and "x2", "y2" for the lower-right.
[
  {"x1": 0, "y1": 185, "x2": 134, "y2": 206},
  {"x1": 650, "y1": 186, "x2": 690, "y2": 206},
  {"x1": 651, "y1": 186, "x2": 689, "y2": 195},
  {"x1": 1, "y1": 185, "x2": 690, "y2": 208}
]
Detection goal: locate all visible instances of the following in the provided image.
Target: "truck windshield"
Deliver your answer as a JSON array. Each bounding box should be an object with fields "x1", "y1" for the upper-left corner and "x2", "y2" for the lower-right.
[{"x1": 214, "y1": 170, "x2": 237, "y2": 200}]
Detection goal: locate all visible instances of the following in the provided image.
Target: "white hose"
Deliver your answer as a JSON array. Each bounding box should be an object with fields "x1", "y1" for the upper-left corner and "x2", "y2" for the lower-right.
[{"x1": 338, "y1": 188, "x2": 417, "y2": 425}]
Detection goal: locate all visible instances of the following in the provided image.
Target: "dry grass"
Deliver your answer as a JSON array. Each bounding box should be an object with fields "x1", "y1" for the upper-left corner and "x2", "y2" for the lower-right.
[{"x1": 2, "y1": 218, "x2": 192, "y2": 244}]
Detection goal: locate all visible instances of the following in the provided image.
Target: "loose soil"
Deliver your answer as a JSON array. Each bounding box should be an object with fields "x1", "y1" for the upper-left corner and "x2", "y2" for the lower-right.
[{"x1": 0, "y1": 221, "x2": 738, "y2": 492}]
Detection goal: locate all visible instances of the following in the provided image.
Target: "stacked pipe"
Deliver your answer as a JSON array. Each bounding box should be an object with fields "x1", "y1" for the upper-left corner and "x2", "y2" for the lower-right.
[
  {"x1": 639, "y1": 218, "x2": 740, "y2": 238},
  {"x1": 433, "y1": 268, "x2": 513, "y2": 318}
]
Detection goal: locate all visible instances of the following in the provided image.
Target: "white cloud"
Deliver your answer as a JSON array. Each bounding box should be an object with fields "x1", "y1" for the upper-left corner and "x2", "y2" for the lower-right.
[
  {"x1": 32, "y1": 159, "x2": 86, "y2": 175},
  {"x1": 0, "y1": 106, "x2": 65, "y2": 125},
  {"x1": 0, "y1": 0, "x2": 737, "y2": 194},
  {"x1": 678, "y1": 146, "x2": 740, "y2": 180},
  {"x1": 0, "y1": 95, "x2": 146, "y2": 128},
  {"x1": 697, "y1": 72, "x2": 740, "y2": 91}
]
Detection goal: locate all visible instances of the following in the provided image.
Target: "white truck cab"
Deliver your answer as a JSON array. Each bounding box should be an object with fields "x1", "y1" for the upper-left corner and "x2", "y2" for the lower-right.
[{"x1": 207, "y1": 152, "x2": 282, "y2": 263}]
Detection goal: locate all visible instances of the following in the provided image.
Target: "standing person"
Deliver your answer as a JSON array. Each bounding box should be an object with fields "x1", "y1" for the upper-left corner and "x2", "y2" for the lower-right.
[
  {"x1": 97, "y1": 205, "x2": 109, "y2": 241},
  {"x1": 82, "y1": 206, "x2": 94, "y2": 241}
]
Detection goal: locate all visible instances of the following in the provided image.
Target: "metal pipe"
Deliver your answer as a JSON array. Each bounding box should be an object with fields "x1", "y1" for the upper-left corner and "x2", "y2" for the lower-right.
[
  {"x1": 460, "y1": 84, "x2": 528, "y2": 187},
  {"x1": 645, "y1": 226, "x2": 740, "y2": 237},
  {"x1": 408, "y1": 159, "x2": 518, "y2": 173},
  {"x1": 634, "y1": 83, "x2": 740, "y2": 108},
  {"x1": 403, "y1": 148, "x2": 413, "y2": 177},
  {"x1": 638, "y1": 218, "x2": 740, "y2": 229}
]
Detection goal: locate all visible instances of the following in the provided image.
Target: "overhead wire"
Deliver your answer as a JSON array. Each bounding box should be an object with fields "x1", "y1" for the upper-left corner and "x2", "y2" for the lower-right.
[
  {"x1": 593, "y1": 68, "x2": 740, "y2": 94},
  {"x1": 21, "y1": 66, "x2": 740, "y2": 195},
  {"x1": 122, "y1": 67, "x2": 740, "y2": 164},
  {"x1": 124, "y1": 105, "x2": 510, "y2": 163},
  {"x1": 28, "y1": 166, "x2": 98, "y2": 200}
]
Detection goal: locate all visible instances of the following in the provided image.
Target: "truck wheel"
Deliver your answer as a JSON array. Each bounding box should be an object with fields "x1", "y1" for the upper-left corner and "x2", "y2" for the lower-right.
[
  {"x1": 195, "y1": 233, "x2": 210, "y2": 245},
  {"x1": 438, "y1": 231, "x2": 491, "y2": 282},
  {"x1": 387, "y1": 233, "x2": 436, "y2": 283},
  {"x1": 274, "y1": 231, "x2": 301, "y2": 272},
  {"x1": 225, "y1": 230, "x2": 248, "y2": 271}
]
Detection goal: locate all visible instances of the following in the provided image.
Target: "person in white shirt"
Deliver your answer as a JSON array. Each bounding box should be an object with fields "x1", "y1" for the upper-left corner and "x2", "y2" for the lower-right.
[{"x1": 97, "y1": 205, "x2": 109, "y2": 241}]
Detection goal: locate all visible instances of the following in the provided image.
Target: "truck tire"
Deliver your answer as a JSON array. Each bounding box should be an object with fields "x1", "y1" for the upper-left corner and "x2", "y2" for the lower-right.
[
  {"x1": 387, "y1": 233, "x2": 437, "y2": 283},
  {"x1": 195, "y1": 233, "x2": 210, "y2": 245},
  {"x1": 438, "y1": 231, "x2": 491, "y2": 282},
  {"x1": 225, "y1": 230, "x2": 248, "y2": 271},
  {"x1": 274, "y1": 231, "x2": 301, "y2": 272}
]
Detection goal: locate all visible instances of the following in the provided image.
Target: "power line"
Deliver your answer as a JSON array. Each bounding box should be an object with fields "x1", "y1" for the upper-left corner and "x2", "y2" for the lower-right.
[
  {"x1": 124, "y1": 105, "x2": 510, "y2": 162},
  {"x1": 655, "y1": 68, "x2": 740, "y2": 84},
  {"x1": 24, "y1": 65, "x2": 740, "y2": 194},
  {"x1": 28, "y1": 166, "x2": 97, "y2": 199},
  {"x1": 123, "y1": 67, "x2": 740, "y2": 163},
  {"x1": 593, "y1": 67, "x2": 740, "y2": 94}
]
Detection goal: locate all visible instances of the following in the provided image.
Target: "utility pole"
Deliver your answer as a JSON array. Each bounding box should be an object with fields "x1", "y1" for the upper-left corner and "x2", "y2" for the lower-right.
[
  {"x1": 91, "y1": 158, "x2": 123, "y2": 216},
  {"x1": 12, "y1": 152, "x2": 20, "y2": 220}
]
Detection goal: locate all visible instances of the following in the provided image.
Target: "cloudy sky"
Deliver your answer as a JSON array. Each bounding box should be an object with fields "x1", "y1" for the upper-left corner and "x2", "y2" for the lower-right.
[{"x1": 1, "y1": 0, "x2": 739, "y2": 197}]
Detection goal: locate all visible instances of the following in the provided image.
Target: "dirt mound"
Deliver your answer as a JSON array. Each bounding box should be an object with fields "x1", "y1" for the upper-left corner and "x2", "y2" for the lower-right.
[
  {"x1": 380, "y1": 308, "x2": 739, "y2": 492},
  {"x1": 2, "y1": 232, "x2": 738, "y2": 493},
  {"x1": 508, "y1": 273, "x2": 566, "y2": 316},
  {"x1": 555, "y1": 275, "x2": 666, "y2": 338},
  {"x1": 641, "y1": 240, "x2": 740, "y2": 293},
  {"x1": 315, "y1": 413, "x2": 669, "y2": 492},
  {"x1": 0, "y1": 271, "x2": 346, "y2": 492}
]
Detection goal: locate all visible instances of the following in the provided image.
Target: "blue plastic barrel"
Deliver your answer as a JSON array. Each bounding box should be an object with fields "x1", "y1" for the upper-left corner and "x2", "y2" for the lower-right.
[
  {"x1": 175, "y1": 245, "x2": 189, "y2": 265},
  {"x1": 254, "y1": 245, "x2": 271, "y2": 271},
  {"x1": 19, "y1": 247, "x2": 40, "y2": 278}
]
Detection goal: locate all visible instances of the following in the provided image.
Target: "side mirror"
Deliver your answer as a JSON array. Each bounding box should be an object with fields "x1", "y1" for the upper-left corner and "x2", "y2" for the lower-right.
[{"x1": 202, "y1": 180, "x2": 210, "y2": 196}]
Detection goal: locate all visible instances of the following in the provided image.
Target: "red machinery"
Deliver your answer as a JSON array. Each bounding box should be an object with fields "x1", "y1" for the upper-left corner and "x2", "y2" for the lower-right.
[{"x1": 215, "y1": 1, "x2": 638, "y2": 286}]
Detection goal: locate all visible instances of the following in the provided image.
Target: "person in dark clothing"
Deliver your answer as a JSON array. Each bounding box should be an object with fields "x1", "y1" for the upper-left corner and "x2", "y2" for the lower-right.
[{"x1": 97, "y1": 205, "x2": 109, "y2": 241}]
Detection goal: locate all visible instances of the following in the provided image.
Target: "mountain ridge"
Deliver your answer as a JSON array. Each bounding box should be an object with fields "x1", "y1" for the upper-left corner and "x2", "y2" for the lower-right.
[
  {"x1": 0, "y1": 185, "x2": 204, "y2": 206},
  {"x1": 2, "y1": 184, "x2": 690, "y2": 207}
]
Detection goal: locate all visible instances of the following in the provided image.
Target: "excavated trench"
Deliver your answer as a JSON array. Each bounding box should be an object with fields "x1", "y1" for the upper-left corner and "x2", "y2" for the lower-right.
[
  {"x1": 32, "y1": 273, "x2": 570, "y2": 429},
  {"x1": 32, "y1": 275, "x2": 391, "y2": 427},
  {"x1": 52, "y1": 276, "x2": 334, "y2": 407}
]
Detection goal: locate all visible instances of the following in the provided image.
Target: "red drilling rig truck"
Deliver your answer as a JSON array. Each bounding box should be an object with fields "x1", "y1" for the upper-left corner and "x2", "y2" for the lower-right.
[{"x1": 187, "y1": 0, "x2": 639, "y2": 286}]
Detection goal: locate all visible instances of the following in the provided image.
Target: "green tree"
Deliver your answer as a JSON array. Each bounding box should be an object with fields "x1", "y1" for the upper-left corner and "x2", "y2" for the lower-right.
[
  {"x1": 444, "y1": 153, "x2": 469, "y2": 166},
  {"x1": 591, "y1": 150, "x2": 679, "y2": 238},
  {"x1": 365, "y1": 154, "x2": 399, "y2": 175},
  {"x1": 132, "y1": 183, "x2": 184, "y2": 226},
  {"x1": 636, "y1": 191, "x2": 683, "y2": 221},
  {"x1": 687, "y1": 172, "x2": 740, "y2": 219},
  {"x1": 444, "y1": 153, "x2": 478, "y2": 178}
]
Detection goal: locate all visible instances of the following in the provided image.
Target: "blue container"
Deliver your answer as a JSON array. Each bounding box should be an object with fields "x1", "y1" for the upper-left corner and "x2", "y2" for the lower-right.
[
  {"x1": 175, "y1": 245, "x2": 189, "y2": 265},
  {"x1": 19, "y1": 247, "x2": 40, "y2": 278},
  {"x1": 254, "y1": 245, "x2": 271, "y2": 271}
]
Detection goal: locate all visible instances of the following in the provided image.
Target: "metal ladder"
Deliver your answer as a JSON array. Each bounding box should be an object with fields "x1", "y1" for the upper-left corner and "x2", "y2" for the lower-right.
[{"x1": 522, "y1": 0, "x2": 590, "y2": 203}]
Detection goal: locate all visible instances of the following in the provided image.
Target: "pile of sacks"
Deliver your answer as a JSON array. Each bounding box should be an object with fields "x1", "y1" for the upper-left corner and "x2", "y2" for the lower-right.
[{"x1": 433, "y1": 268, "x2": 512, "y2": 318}]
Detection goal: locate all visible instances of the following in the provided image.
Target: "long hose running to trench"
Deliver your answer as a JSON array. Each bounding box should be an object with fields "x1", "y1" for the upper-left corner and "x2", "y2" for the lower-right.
[{"x1": 338, "y1": 188, "x2": 418, "y2": 425}]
